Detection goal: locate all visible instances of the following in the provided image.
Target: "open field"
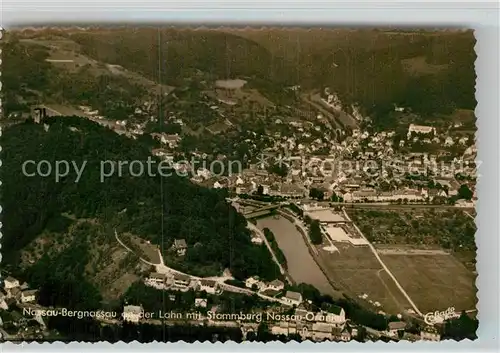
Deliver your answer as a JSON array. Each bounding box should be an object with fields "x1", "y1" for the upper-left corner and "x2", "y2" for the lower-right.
[
  {"x1": 381, "y1": 254, "x2": 477, "y2": 312},
  {"x1": 314, "y1": 242, "x2": 412, "y2": 314},
  {"x1": 20, "y1": 37, "x2": 174, "y2": 95},
  {"x1": 346, "y1": 208, "x2": 477, "y2": 313},
  {"x1": 401, "y1": 56, "x2": 449, "y2": 76},
  {"x1": 375, "y1": 246, "x2": 449, "y2": 256}
]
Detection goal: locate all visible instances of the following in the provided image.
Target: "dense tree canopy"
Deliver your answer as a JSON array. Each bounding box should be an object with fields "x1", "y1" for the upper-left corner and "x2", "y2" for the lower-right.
[{"x1": 1, "y1": 118, "x2": 280, "y2": 289}]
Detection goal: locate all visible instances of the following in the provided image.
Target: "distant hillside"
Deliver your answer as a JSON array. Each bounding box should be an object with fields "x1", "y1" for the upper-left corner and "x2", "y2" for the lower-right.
[
  {"x1": 65, "y1": 28, "x2": 476, "y2": 117},
  {"x1": 5, "y1": 27, "x2": 476, "y2": 127},
  {"x1": 67, "y1": 28, "x2": 277, "y2": 87},
  {"x1": 0, "y1": 117, "x2": 281, "y2": 306}
]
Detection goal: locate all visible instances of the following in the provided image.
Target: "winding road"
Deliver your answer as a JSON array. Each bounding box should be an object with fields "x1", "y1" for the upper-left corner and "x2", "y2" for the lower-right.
[
  {"x1": 246, "y1": 221, "x2": 291, "y2": 284},
  {"x1": 114, "y1": 230, "x2": 287, "y2": 304}
]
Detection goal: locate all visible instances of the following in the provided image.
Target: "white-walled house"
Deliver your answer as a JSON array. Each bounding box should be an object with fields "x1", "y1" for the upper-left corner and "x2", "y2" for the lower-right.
[
  {"x1": 421, "y1": 326, "x2": 441, "y2": 341},
  {"x1": 21, "y1": 289, "x2": 37, "y2": 303},
  {"x1": 172, "y1": 239, "x2": 188, "y2": 256},
  {"x1": 321, "y1": 306, "x2": 346, "y2": 328},
  {"x1": 407, "y1": 124, "x2": 435, "y2": 139},
  {"x1": 0, "y1": 291, "x2": 8, "y2": 310},
  {"x1": 145, "y1": 272, "x2": 173, "y2": 289},
  {"x1": 195, "y1": 298, "x2": 208, "y2": 308},
  {"x1": 4, "y1": 276, "x2": 20, "y2": 290},
  {"x1": 251, "y1": 236, "x2": 264, "y2": 245},
  {"x1": 267, "y1": 279, "x2": 285, "y2": 292},
  {"x1": 282, "y1": 291, "x2": 303, "y2": 306},
  {"x1": 387, "y1": 321, "x2": 406, "y2": 337},
  {"x1": 123, "y1": 305, "x2": 143, "y2": 324},
  {"x1": 245, "y1": 276, "x2": 261, "y2": 289},
  {"x1": 199, "y1": 279, "x2": 220, "y2": 295},
  {"x1": 173, "y1": 273, "x2": 191, "y2": 290}
]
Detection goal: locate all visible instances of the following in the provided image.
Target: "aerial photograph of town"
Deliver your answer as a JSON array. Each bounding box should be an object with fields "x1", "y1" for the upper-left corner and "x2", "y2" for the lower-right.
[{"x1": 0, "y1": 26, "x2": 477, "y2": 343}]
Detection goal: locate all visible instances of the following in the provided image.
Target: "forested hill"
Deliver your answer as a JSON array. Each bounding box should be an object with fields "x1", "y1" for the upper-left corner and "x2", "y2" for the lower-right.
[
  {"x1": 65, "y1": 28, "x2": 476, "y2": 116},
  {"x1": 0, "y1": 117, "x2": 280, "y2": 284},
  {"x1": 68, "y1": 28, "x2": 277, "y2": 87}
]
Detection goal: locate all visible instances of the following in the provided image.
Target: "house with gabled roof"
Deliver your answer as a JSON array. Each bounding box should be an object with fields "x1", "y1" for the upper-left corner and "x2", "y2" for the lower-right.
[
  {"x1": 123, "y1": 305, "x2": 143, "y2": 324},
  {"x1": 199, "y1": 279, "x2": 220, "y2": 295},
  {"x1": 267, "y1": 279, "x2": 285, "y2": 292},
  {"x1": 172, "y1": 239, "x2": 187, "y2": 256},
  {"x1": 173, "y1": 273, "x2": 191, "y2": 290},
  {"x1": 387, "y1": 321, "x2": 406, "y2": 337},
  {"x1": 282, "y1": 291, "x2": 303, "y2": 306},
  {"x1": 4, "y1": 276, "x2": 19, "y2": 290},
  {"x1": 21, "y1": 289, "x2": 37, "y2": 303}
]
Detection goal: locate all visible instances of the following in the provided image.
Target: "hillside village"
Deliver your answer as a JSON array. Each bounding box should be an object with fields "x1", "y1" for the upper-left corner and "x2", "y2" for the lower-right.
[
  {"x1": 0, "y1": 271, "x2": 444, "y2": 342},
  {"x1": 27, "y1": 80, "x2": 477, "y2": 209},
  {"x1": 1, "y1": 28, "x2": 478, "y2": 343}
]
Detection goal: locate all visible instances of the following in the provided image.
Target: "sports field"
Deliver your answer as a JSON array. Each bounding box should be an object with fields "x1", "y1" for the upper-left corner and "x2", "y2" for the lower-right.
[
  {"x1": 314, "y1": 242, "x2": 412, "y2": 315},
  {"x1": 381, "y1": 253, "x2": 477, "y2": 312}
]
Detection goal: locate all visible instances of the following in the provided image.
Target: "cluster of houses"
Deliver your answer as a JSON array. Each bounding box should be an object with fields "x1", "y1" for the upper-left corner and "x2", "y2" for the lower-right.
[
  {"x1": 269, "y1": 306, "x2": 441, "y2": 342},
  {"x1": 151, "y1": 132, "x2": 182, "y2": 149},
  {"x1": 122, "y1": 298, "x2": 357, "y2": 342},
  {"x1": 245, "y1": 277, "x2": 287, "y2": 294},
  {"x1": 244, "y1": 276, "x2": 307, "y2": 307},
  {"x1": 161, "y1": 148, "x2": 476, "y2": 206},
  {"x1": 0, "y1": 276, "x2": 38, "y2": 310},
  {"x1": 123, "y1": 85, "x2": 477, "y2": 209},
  {"x1": 270, "y1": 305, "x2": 353, "y2": 342},
  {"x1": 144, "y1": 272, "x2": 221, "y2": 295}
]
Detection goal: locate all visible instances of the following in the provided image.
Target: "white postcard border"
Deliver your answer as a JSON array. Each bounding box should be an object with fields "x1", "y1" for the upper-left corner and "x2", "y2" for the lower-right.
[{"x1": 0, "y1": 1, "x2": 498, "y2": 352}]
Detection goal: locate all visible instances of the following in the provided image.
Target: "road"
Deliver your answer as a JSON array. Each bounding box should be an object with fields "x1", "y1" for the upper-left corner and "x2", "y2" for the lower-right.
[
  {"x1": 114, "y1": 230, "x2": 156, "y2": 266},
  {"x1": 300, "y1": 93, "x2": 358, "y2": 129},
  {"x1": 304, "y1": 200, "x2": 475, "y2": 210},
  {"x1": 342, "y1": 209, "x2": 423, "y2": 316},
  {"x1": 246, "y1": 221, "x2": 291, "y2": 283},
  {"x1": 114, "y1": 230, "x2": 286, "y2": 304},
  {"x1": 234, "y1": 197, "x2": 475, "y2": 211},
  {"x1": 464, "y1": 211, "x2": 475, "y2": 220}
]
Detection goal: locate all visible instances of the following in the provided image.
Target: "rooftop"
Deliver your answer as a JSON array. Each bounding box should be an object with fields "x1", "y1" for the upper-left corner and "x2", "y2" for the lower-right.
[
  {"x1": 328, "y1": 305, "x2": 344, "y2": 316},
  {"x1": 22, "y1": 289, "x2": 38, "y2": 296},
  {"x1": 285, "y1": 291, "x2": 302, "y2": 302},
  {"x1": 269, "y1": 279, "x2": 284, "y2": 287},
  {"x1": 215, "y1": 79, "x2": 247, "y2": 90},
  {"x1": 312, "y1": 322, "x2": 333, "y2": 333},
  {"x1": 200, "y1": 279, "x2": 217, "y2": 287},
  {"x1": 4, "y1": 276, "x2": 18, "y2": 283},
  {"x1": 174, "y1": 239, "x2": 187, "y2": 248},
  {"x1": 305, "y1": 209, "x2": 346, "y2": 223},
  {"x1": 174, "y1": 273, "x2": 191, "y2": 282},
  {"x1": 149, "y1": 272, "x2": 167, "y2": 280},
  {"x1": 388, "y1": 321, "x2": 407, "y2": 330},
  {"x1": 124, "y1": 305, "x2": 143, "y2": 315}
]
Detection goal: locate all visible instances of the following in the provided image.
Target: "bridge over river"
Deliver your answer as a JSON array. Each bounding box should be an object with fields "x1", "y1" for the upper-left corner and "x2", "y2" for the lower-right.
[{"x1": 243, "y1": 204, "x2": 281, "y2": 219}]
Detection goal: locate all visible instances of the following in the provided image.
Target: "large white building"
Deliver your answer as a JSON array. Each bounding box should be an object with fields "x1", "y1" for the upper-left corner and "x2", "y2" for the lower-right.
[{"x1": 407, "y1": 124, "x2": 436, "y2": 139}]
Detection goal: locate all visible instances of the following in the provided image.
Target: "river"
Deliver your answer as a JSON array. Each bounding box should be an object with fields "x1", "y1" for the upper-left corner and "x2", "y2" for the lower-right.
[{"x1": 256, "y1": 216, "x2": 336, "y2": 296}]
